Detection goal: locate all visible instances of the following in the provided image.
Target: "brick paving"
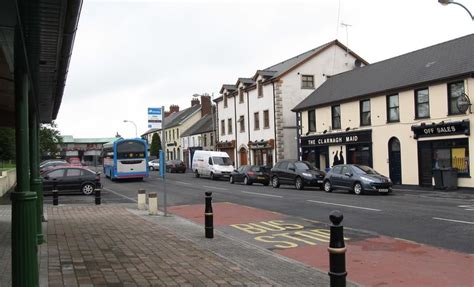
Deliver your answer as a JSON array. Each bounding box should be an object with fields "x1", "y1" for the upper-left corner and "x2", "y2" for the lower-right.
[
  {"x1": 46, "y1": 205, "x2": 275, "y2": 286},
  {"x1": 0, "y1": 205, "x2": 11, "y2": 286}
]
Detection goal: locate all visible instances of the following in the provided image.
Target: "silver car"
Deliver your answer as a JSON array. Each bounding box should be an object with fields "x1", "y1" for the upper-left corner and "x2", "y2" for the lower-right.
[
  {"x1": 323, "y1": 164, "x2": 392, "y2": 195},
  {"x1": 148, "y1": 159, "x2": 160, "y2": 171}
]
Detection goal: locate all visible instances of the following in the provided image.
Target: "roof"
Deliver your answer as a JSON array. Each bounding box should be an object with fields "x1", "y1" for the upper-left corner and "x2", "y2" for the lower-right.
[
  {"x1": 181, "y1": 114, "x2": 214, "y2": 137},
  {"x1": 61, "y1": 136, "x2": 116, "y2": 144},
  {"x1": 165, "y1": 104, "x2": 201, "y2": 129},
  {"x1": 293, "y1": 34, "x2": 474, "y2": 111},
  {"x1": 219, "y1": 84, "x2": 237, "y2": 94}
]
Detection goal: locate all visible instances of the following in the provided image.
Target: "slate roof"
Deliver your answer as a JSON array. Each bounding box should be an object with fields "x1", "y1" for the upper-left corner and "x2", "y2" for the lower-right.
[
  {"x1": 165, "y1": 104, "x2": 201, "y2": 128},
  {"x1": 236, "y1": 78, "x2": 255, "y2": 85},
  {"x1": 293, "y1": 34, "x2": 474, "y2": 111},
  {"x1": 181, "y1": 113, "x2": 214, "y2": 137},
  {"x1": 219, "y1": 84, "x2": 237, "y2": 94}
]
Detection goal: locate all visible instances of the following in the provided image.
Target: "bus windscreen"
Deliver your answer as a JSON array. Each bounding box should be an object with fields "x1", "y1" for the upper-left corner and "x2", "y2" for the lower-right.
[{"x1": 116, "y1": 141, "x2": 146, "y2": 159}]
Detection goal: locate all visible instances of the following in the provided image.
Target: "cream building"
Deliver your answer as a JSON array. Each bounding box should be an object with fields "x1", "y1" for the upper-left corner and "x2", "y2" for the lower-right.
[{"x1": 293, "y1": 34, "x2": 473, "y2": 188}]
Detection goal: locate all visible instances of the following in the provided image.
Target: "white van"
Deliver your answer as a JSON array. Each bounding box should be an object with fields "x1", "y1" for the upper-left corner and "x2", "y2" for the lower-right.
[{"x1": 192, "y1": 150, "x2": 234, "y2": 180}]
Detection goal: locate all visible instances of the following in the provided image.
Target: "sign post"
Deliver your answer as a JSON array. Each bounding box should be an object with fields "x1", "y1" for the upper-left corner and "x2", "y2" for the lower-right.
[{"x1": 157, "y1": 106, "x2": 168, "y2": 216}]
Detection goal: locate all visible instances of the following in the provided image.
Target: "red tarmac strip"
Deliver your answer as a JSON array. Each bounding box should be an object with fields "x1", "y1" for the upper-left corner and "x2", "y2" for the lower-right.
[
  {"x1": 169, "y1": 202, "x2": 286, "y2": 226},
  {"x1": 277, "y1": 236, "x2": 474, "y2": 287}
]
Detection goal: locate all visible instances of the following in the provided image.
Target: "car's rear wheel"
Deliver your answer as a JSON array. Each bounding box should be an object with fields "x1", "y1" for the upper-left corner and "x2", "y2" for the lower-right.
[
  {"x1": 210, "y1": 172, "x2": 215, "y2": 180},
  {"x1": 323, "y1": 180, "x2": 332, "y2": 192},
  {"x1": 295, "y1": 177, "x2": 304, "y2": 190},
  {"x1": 195, "y1": 170, "x2": 200, "y2": 178},
  {"x1": 150, "y1": 166, "x2": 154, "y2": 171},
  {"x1": 272, "y1": 176, "x2": 280, "y2": 188},
  {"x1": 353, "y1": 182, "x2": 364, "y2": 195},
  {"x1": 82, "y1": 183, "x2": 94, "y2": 195},
  {"x1": 244, "y1": 176, "x2": 251, "y2": 185},
  {"x1": 230, "y1": 176, "x2": 234, "y2": 184}
]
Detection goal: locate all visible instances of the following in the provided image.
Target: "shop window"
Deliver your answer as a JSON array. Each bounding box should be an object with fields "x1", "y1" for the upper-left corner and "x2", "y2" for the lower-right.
[
  {"x1": 448, "y1": 81, "x2": 465, "y2": 115},
  {"x1": 239, "y1": 115, "x2": 245, "y2": 132},
  {"x1": 301, "y1": 75, "x2": 314, "y2": 89},
  {"x1": 433, "y1": 139, "x2": 469, "y2": 176},
  {"x1": 228, "y1": 118, "x2": 233, "y2": 134},
  {"x1": 387, "y1": 94, "x2": 399, "y2": 122},
  {"x1": 308, "y1": 110, "x2": 316, "y2": 132},
  {"x1": 254, "y1": 112, "x2": 260, "y2": 130},
  {"x1": 331, "y1": 105, "x2": 341, "y2": 130},
  {"x1": 221, "y1": 120, "x2": 225, "y2": 135},
  {"x1": 258, "y1": 80, "x2": 263, "y2": 98},
  {"x1": 415, "y1": 88, "x2": 430, "y2": 119},
  {"x1": 360, "y1": 99, "x2": 371, "y2": 126},
  {"x1": 263, "y1": 110, "x2": 270, "y2": 128}
]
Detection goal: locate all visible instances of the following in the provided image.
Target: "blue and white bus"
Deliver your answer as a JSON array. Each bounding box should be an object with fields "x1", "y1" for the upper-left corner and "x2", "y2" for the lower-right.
[{"x1": 102, "y1": 138, "x2": 149, "y2": 180}]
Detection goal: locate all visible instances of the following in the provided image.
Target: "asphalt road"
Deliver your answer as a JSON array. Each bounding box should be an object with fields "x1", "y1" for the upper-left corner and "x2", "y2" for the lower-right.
[{"x1": 46, "y1": 170, "x2": 474, "y2": 254}]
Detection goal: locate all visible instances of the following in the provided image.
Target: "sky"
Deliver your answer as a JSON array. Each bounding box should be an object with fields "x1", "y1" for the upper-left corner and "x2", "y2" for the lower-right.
[{"x1": 55, "y1": 0, "x2": 474, "y2": 139}]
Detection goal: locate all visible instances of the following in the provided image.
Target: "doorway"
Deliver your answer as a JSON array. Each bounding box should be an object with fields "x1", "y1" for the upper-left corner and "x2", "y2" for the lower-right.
[
  {"x1": 239, "y1": 148, "x2": 248, "y2": 166},
  {"x1": 388, "y1": 137, "x2": 402, "y2": 185}
]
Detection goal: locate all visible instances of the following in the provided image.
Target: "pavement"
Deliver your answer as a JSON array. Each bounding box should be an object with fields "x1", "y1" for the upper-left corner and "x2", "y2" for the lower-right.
[{"x1": 0, "y1": 199, "x2": 340, "y2": 286}]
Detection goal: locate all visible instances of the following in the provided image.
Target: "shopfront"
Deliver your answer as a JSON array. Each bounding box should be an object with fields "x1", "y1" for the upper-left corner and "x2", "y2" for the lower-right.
[
  {"x1": 412, "y1": 120, "x2": 470, "y2": 186},
  {"x1": 248, "y1": 139, "x2": 274, "y2": 168},
  {"x1": 300, "y1": 130, "x2": 372, "y2": 171},
  {"x1": 216, "y1": 140, "x2": 236, "y2": 165}
]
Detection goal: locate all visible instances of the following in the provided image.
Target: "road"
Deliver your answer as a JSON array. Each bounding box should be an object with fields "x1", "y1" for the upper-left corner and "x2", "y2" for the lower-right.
[{"x1": 48, "y1": 170, "x2": 474, "y2": 254}]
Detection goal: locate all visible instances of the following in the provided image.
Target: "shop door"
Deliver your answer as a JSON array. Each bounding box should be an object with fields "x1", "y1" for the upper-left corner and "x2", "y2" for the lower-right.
[
  {"x1": 418, "y1": 141, "x2": 433, "y2": 186},
  {"x1": 388, "y1": 137, "x2": 402, "y2": 185},
  {"x1": 240, "y1": 148, "x2": 248, "y2": 166}
]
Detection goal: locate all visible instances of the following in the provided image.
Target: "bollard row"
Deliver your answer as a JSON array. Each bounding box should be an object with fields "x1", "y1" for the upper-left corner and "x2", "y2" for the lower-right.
[
  {"x1": 328, "y1": 210, "x2": 347, "y2": 287},
  {"x1": 136, "y1": 188, "x2": 159, "y2": 215}
]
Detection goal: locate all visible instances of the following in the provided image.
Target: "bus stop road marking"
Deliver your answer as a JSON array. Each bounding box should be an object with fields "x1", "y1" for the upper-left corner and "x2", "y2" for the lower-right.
[
  {"x1": 202, "y1": 186, "x2": 228, "y2": 191},
  {"x1": 103, "y1": 187, "x2": 137, "y2": 203},
  {"x1": 433, "y1": 217, "x2": 474, "y2": 225},
  {"x1": 241, "y1": 191, "x2": 283, "y2": 198},
  {"x1": 307, "y1": 200, "x2": 381, "y2": 212}
]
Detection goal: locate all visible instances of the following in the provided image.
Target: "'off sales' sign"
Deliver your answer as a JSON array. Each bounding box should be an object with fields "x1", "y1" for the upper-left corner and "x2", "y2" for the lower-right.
[{"x1": 148, "y1": 107, "x2": 162, "y2": 129}]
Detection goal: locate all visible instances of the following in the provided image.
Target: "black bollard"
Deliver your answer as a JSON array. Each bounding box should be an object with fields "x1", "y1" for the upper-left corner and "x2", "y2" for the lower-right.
[
  {"x1": 95, "y1": 188, "x2": 101, "y2": 205},
  {"x1": 204, "y1": 191, "x2": 214, "y2": 238},
  {"x1": 52, "y1": 181, "x2": 59, "y2": 206},
  {"x1": 328, "y1": 210, "x2": 347, "y2": 287}
]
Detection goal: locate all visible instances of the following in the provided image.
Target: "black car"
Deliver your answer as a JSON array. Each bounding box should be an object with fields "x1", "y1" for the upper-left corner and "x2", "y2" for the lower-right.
[
  {"x1": 270, "y1": 160, "x2": 325, "y2": 190},
  {"x1": 229, "y1": 165, "x2": 270, "y2": 186},
  {"x1": 166, "y1": 160, "x2": 186, "y2": 173},
  {"x1": 41, "y1": 166, "x2": 101, "y2": 195},
  {"x1": 323, "y1": 164, "x2": 392, "y2": 195}
]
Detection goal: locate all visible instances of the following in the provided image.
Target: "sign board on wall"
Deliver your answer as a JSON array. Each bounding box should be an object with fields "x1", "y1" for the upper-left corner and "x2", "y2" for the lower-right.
[{"x1": 148, "y1": 107, "x2": 162, "y2": 129}]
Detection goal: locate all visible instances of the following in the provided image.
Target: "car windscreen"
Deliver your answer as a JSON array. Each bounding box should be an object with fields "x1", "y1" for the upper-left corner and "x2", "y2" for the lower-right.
[
  {"x1": 212, "y1": 156, "x2": 232, "y2": 166},
  {"x1": 250, "y1": 166, "x2": 264, "y2": 172},
  {"x1": 116, "y1": 141, "x2": 146, "y2": 159},
  {"x1": 294, "y1": 161, "x2": 316, "y2": 171},
  {"x1": 353, "y1": 165, "x2": 380, "y2": 175}
]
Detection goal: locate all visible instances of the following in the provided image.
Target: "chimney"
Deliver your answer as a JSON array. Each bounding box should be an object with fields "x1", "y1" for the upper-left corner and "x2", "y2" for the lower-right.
[
  {"x1": 191, "y1": 98, "x2": 200, "y2": 107},
  {"x1": 169, "y1": 105, "x2": 180, "y2": 113},
  {"x1": 200, "y1": 95, "x2": 211, "y2": 117}
]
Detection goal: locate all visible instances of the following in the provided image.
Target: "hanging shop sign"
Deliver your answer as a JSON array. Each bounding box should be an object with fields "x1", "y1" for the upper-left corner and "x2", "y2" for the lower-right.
[
  {"x1": 456, "y1": 93, "x2": 471, "y2": 114},
  {"x1": 301, "y1": 130, "x2": 372, "y2": 147},
  {"x1": 216, "y1": 140, "x2": 235, "y2": 149},
  {"x1": 248, "y1": 139, "x2": 275, "y2": 149},
  {"x1": 411, "y1": 120, "x2": 470, "y2": 139}
]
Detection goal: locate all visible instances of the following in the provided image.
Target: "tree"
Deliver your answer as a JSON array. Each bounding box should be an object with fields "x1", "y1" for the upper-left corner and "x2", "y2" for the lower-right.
[
  {"x1": 0, "y1": 128, "x2": 15, "y2": 162},
  {"x1": 150, "y1": 133, "x2": 162, "y2": 159},
  {"x1": 39, "y1": 121, "x2": 63, "y2": 158}
]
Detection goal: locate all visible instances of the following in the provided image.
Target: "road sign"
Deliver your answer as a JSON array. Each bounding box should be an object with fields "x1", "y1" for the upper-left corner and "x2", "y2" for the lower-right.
[{"x1": 148, "y1": 107, "x2": 162, "y2": 129}]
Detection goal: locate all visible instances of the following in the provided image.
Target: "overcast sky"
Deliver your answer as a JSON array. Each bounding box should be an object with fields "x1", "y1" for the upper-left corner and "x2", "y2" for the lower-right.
[{"x1": 55, "y1": 0, "x2": 474, "y2": 139}]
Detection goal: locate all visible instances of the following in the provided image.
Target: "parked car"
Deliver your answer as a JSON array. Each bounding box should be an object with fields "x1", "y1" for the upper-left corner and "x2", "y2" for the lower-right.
[
  {"x1": 39, "y1": 161, "x2": 69, "y2": 174},
  {"x1": 192, "y1": 150, "x2": 234, "y2": 179},
  {"x1": 40, "y1": 159, "x2": 66, "y2": 166},
  {"x1": 41, "y1": 166, "x2": 101, "y2": 195},
  {"x1": 67, "y1": 157, "x2": 82, "y2": 166},
  {"x1": 323, "y1": 164, "x2": 392, "y2": 195},
  {"x1": 271, "y1": 160, "x2": 325, "y2": 190},
  {"x1": 166, "y1": 160, "x2": 186, "y2": 173},
  {"x1": 230, "y1": 165, "x2": 270, "y2": 186},
  {"x1": 148, "y1": 159, "x2": 160, "y2": 171}
]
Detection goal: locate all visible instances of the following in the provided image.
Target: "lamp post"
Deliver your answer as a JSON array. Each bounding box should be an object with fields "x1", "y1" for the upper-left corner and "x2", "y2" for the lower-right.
[
  {"x1": 438, "y1": 0, "x2": 474, "y2": 20},
  {"x1": 123, "y1": 120, "x2": 137, "y2": 138}
]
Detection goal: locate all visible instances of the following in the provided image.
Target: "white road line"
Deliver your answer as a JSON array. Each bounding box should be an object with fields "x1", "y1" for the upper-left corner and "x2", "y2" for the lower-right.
[
  {"x1": 432, "y1": 217, "x2": 474, "y2": 225},
  {"x1": 103, "y1": 187, "x2": 137, "y2": 203},
  {"x1": 307, "y1": 200, "x2": 381, "y2": 212},
  {"x1": 202, "y1": 185, "x2": 228, "y2": 191},
  {"x1": 176, "y1": 181, "x2": 191, "y2": 185},
  {"x1": 241, "y1": 191, "x2": 283, "y2": 198}
]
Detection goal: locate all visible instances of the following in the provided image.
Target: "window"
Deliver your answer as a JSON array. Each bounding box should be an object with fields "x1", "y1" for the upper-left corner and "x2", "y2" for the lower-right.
[
  {"x1": 254, "y1": 112, "x2": 260, "y2": 130},
  {"x1": 257, "y1": 80, "x2": 263, "y2": 97},
  {"x1": 47, "y1": 169, "x2": 65, "y2": 178},
  {"x1": 448, "y1": 81, "x2": 465, "y2": 115},
  {"x1": 172, "y1": 129, "x2": 175, "y2": 139},
  {"x1": 433, "y1": 139, "x2": 469, "y2": 176},
  {"x1": 331, "y1": 105, "x2": 341, "y2": 130},
  {"x1": 239, "y1": 115, "x2": 245, "y2": 132},
  {"x1": 210, "y1": 133, "x2": 213, "y2": 146},
  {"x1": 301, "y1": 75, "x2": 314, "y2": 89},
  {"x1": 203, "y1": 134, "x2": 207, "y2": 146},
  {"x1": 177, "y1": 129, "x2": 179, "y2": 138},
  {"x1": 224, "y1": 95, "x2": 228, "y2": 108},
  {"x1": 360, "y1": 100, "x2": 371, "y2": 126},
  {"x1": 227, "y1": 118, "x2": 233, "y2": 134},
  {"x1": 387, "y1": 94, "x2": 399, "y2": 122},
  {"x1": 263, "y1": 110, "x2": 270, "y2": 128},
  {"x1": 221, "y1": 120, "x2": 225, "y2": 135},
  {"x1": 239, "y1": 88, "x2": 244, "y2": 103},
  {"x1": 415, "y1": 88, "x2": 430, "y2": 119},
  {"x1": 308, "y1": 110, "x2": 316, "y2": 132},
  {"x1": 66, "y1": 169, "x2": 82, "y2": 177}
]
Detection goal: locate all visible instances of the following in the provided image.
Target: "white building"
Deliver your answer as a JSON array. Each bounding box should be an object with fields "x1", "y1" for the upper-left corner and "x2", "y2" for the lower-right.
[{"x1": 215, "y1": 40, "x2": 367, "y2": 167}]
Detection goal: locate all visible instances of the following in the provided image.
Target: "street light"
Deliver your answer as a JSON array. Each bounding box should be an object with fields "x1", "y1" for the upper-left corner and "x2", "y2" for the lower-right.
[
  {"x1": 123, "y1": 120, "x2": 137, "y2": 138},
  {"x1": 438, "y1": 0, "x2": 474, "y2": 20}
]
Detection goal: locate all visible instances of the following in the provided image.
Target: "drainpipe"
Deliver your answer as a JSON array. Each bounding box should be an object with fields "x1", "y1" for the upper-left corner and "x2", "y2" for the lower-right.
[
  {"x1": 272, "y1": 82, "x2": 278, "y2": 164},
  {"x1": 234, "y1": 94, "x2": 238, "y2": 167},
  {"x1": 247, "y1": 90, "x2": 251, "y2": 164}
]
